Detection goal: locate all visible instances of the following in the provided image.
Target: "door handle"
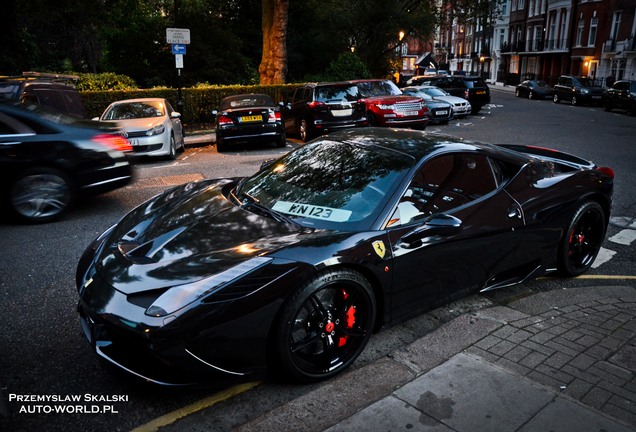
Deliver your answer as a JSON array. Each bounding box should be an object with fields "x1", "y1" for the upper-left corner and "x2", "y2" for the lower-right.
[{"x1": 508, "y1": 208, "x2": 522, "y2": 219}]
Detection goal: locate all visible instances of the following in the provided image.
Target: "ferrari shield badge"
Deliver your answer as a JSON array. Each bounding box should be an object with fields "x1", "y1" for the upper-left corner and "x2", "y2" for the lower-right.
[{"x1": 372, "y1": 240, "x2": 386, "y2": 259}]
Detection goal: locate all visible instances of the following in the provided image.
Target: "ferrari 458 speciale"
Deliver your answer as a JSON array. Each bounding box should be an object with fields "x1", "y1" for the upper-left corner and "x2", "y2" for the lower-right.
[{"x1": 77, "y1": 128, "x2": 614, "y2": 385}]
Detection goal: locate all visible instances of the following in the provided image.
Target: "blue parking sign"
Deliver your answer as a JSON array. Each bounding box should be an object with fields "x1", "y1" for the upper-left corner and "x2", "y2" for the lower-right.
[{"x1": 172, "y1": 44, "x2": 186, "y2": 55}]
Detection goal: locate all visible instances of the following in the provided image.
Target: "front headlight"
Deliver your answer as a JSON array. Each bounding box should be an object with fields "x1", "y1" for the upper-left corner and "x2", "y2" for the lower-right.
[
  {"x1": 146, "y1": 125, "x2": 166, "y2": 136},
  {"x1": 145, "y1": 257, "x2": 273, "y2": 317},
  {"x1": 377, "y1": 103, "x2": 396, "y2": 110},
  {"x1": 581, "y1": 88, "x2": 590, "y2": 95}
]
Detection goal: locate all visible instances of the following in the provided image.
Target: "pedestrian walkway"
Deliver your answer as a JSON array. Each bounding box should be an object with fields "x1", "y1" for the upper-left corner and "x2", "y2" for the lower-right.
[{"x1": 237, "y1": 285, "x2": 636, "y2": 432}]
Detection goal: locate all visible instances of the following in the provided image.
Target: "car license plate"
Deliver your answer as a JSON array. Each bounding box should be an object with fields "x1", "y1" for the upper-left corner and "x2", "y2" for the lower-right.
[
  {"x1": 239, "y1": 115, "x2": 263, "y2": 123},
  {"x1": 129, "y1": 139, "x2": 139, "y2": 146},
  {"x1": 401, "y1": 111, "x2": 419, "y2": 116},
  {"x1": 436, "y1": 110, "x2": 448, "y2": 115},
  {"x1": 592, "y1": 96, "x2": 601, "y2": 99},
  {"x1": 331, "y1": 109, "x2": 353, "y2": 117}
]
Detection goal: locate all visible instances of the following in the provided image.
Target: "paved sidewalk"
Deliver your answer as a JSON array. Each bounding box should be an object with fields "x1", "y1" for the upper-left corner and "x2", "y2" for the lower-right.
[{"x1": 237, "y1": 285, "x2": 636, "y2": 432}]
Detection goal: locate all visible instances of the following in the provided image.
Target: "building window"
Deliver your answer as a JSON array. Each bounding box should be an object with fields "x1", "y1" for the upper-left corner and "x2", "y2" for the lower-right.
[
  {"x1": 576, "y1": 18, "x2": 584, "y2": 47},
  {"x1": 549, "y1": 14, "x2": 557, "y2": 49},
  {"x1": 518, "y1": 0, "x2": 525, "y2": 10},
  {"x1": 533, "y1": 25, "x2": 542, "y2": 51},
  {"x1": 611, "y1": 11, "x2": 622, "y2": 40},
  {"x1": 588, "y1": 16, "x2": 597, "y2": 46}
]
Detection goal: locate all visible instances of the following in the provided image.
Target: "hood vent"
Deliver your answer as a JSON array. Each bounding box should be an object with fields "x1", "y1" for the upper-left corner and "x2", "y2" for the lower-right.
[{"x1": 118, "y1": 226, "x2": 187, "y2": 264}]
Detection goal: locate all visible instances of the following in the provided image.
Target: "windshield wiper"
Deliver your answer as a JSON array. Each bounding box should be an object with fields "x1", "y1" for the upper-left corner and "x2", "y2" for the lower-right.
[{"x1": 238, "y1": 191, "x2": 299, "y2": 226}]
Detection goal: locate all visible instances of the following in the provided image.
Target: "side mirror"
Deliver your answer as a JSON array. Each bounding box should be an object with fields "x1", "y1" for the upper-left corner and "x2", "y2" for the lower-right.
[
  {"x1": 92, "y1": 117, "x2": 99, "y2": 121},
  {"x1": 400, "y1": 214, "x2": 462, "y2": 249},
  {"x1": 259, "y1": 158, "x2": 276, "y2": 171},
  {"x1": 171, "y1": 112, "x2": 181, "y2": 119},
  {"x1": 211, "y1": 109, "x2": 218, "y2": 118}
]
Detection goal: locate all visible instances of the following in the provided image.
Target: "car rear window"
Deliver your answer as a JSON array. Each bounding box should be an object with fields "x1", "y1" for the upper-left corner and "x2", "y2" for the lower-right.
[
  {"x1": 465, "y1": 79, "x2": 487, "y2": 89},
  {"x1": 221, "y1": 95, "x2": 275, "y2": 110},
  {"x1": 315, "y1": 85, "x2": 361, "y2": 103}
]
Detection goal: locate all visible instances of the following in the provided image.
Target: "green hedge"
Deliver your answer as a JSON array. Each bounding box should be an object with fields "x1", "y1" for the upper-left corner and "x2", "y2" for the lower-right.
[{"x1": 81, "y1": 84, "x2": 296, "y2": 125}]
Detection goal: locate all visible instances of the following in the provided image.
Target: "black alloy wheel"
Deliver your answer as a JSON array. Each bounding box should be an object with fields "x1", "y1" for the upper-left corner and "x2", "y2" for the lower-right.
[
  {"x1": 274, "y1": 268, "x2": 375, "y2": 382},
  {"x1": 553, "y1": 94, "x2": 560, "y2": 103},
  {"x1": 515, "y1": 88, "x2": 521, "y2": 97},
  {"x1": 528, "y1": 91, "x2": 534, "y2": 100},
  {"x1": 299, "y1": 119, "x2": 312, "y2": 142},
  {"x1": 559, "y1": 201, "x2": 605, "y2": 277},
  {"x1": 571, "y1": 96, "x2": 579, "y2": 106}
]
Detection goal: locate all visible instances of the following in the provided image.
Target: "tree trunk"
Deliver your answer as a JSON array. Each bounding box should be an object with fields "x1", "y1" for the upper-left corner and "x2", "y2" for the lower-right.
[{"x1": 259, "y1": 0, "x2": 289, "y2": 85}]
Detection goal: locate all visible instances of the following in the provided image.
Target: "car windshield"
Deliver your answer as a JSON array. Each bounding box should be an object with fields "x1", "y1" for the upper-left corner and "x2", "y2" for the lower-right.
[
  {"x1": 355, "y1": 80, "x2": 402, "y2": 97},
  {"x1": 403, "y1": 89, "x2": 432, "y2": 100},
  {"x1": 235, "y1": 138, "x2": 414, "y2": 231},
  {"x1": 423, "y1": 87, "x2": 448, "y2": 97},
  {"x1": 220, "y1": 94, "x2": 275, "y2": 110},
  {"x1": 575, "y1": 77, "x2": 594, "y2": 87},
  {"x1": 315, "y1": 85, "x2": 361, "y2": 103},
  {"x1": 103, "y1": 101, "x2": 165, "y2": 120},
  {"x1": 0, "y1": 83, "x2": 20, "y2": 101}
]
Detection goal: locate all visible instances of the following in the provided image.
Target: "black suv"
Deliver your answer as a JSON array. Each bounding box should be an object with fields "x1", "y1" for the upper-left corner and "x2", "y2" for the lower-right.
[
  {"x1": 553, "y1": 75, "x2": 604, "y2": 106},
  {"x1": 0, "y1": 72, "x2": 87, "y2": 118},
  {"x1": 603, "y1": 79, "x2": 636, "y2": 115},
  {"x1": 282, "y1": 82, "x2": 368, "y2": 142},
  {"x1": 424, "y1": 76, "x2": 490, "y2": 114}
]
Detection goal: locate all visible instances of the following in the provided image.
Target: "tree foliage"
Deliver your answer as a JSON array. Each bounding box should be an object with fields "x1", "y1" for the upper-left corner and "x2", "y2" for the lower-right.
[{"x1": 2, "y1": 0, "x2": 439, "y2": 86}]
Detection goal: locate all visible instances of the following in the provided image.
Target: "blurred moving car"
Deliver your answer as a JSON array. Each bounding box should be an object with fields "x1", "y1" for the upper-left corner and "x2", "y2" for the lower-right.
[
  {"x1": 603, "y1": 80, "x2": 636, "y2": 115},
  {"x1": 77, "y1": 128, "x2": 613, "y2": 385},
  {"x1": 0, "y1": 72, "x2": 87, "y2": 118},
  {"x1": 515, "y1": 80, "x2": 555, "y2": 100},
  {"x1": 213, "y1": 94, "x2": 286, "y2": 151},
  {"x1": 0, "y1": 103, "x2": 133, "y2": 223},
  {"x1": 96, "y1": 98, "x2": 184, "y2": 159},
  {"x1": 282, "y1": 82, "x2": 367, "y2": 142},
  {"x1": 405, "y1": 85, "x2": 471, "y2": 118},
  {"x1": 350, "y1": 79, "x2": 430, "y2": 129},
  {"x1": 424, "y1": 76, "x2": 490, "y2": 114},
  {"x1": 553, "y1": 75, "x2": 604, "y2": 106},
  {"x1": 401, "y1": 86, "x2": 453, "y2": 124}
]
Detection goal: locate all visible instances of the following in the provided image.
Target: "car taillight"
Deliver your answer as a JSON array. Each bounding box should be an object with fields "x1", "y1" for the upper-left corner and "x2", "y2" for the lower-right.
[
  {"x1": 92, "y1": 134, "x2": 132, "y2": 152},
  {"x1": 464, "y1": 89, "x2": 470, "y2": 99},
  {"x1": 218, "y1": 115, "x2": 234, "y2": 127},
  {"x1": 268, "y1": 111, "x2": 281, "y2": 122},
  {"x1": 596, "y1": 166, "x2": 615, "y2": 179},
  {"x1": 308, "y1": 101, "x2": 325, "y2": 109}
]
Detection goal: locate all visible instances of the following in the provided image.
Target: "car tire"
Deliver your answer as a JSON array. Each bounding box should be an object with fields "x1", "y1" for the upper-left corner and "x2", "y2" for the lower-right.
[
  {"x1": 553, "y1": 94, "x2": 560, "y2": 104},
  {"x1": 367, "y1": 112, "x2": 377, "y2": 126},
  {"x1": 216, "y1": 137, "x2": 227, "y2": 152},
  {"x1": 571, "y1": 96, "x2": 578, "y2": 106},
  {"x1": 10, "y1": 166, "x2": 74, "y2": 223},
  {"x1": 167, "y1": 134, "x2": 177, "y2": 160},
  {"x1": 299, "y1": 119, "x2": 313, "y2": 142},
  {"x1": 528, "y1": 91, "x2": 534, "y2": 100},
  {"x1": 515, "y1": 88, "x2": 520, "y2": 97},
  {"x1": 276, "y1": 134, "x2": 287, "y2": 148},
  {"x1": 272, "y1": 268, "x2": 376, "y2": 382},
  {"x1": 558, "y1": 201, "x2": 605, "y2": 277}
]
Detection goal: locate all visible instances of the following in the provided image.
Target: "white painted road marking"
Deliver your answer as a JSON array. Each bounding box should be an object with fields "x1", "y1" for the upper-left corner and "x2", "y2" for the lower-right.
[
  {"x1": 592, "y1": 247, "x2": 616, "y2": 268},
  {"x1": 609, "y1": 229, "x2": 636, "y2": 246}
]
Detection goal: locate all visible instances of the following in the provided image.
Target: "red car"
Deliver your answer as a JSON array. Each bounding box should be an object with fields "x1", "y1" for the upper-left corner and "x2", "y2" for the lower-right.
[{"x1": 350, "y1": 79, "x2": 430, "y2": 129}]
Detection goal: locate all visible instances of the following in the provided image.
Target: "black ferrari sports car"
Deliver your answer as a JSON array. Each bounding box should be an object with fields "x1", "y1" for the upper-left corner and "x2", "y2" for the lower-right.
[{"x1": 76, "y1": 128, "x2": 614, "y2": 385}]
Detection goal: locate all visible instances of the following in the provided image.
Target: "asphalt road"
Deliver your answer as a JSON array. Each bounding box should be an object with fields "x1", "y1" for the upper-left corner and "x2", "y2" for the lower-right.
[{"x1": 1, "y1": 89, "x2": 634, "y2": 432}]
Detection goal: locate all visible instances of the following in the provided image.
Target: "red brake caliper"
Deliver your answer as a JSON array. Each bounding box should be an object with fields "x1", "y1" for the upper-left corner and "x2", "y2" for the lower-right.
[{"x1": 338, "y1": 289, "x2": 355, "y2": 347}]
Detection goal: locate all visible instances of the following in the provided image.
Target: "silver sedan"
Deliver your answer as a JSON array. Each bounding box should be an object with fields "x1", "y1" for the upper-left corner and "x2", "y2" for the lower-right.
[{"x1": 97, "y1": 98, "x2": 185, "y2": 159}]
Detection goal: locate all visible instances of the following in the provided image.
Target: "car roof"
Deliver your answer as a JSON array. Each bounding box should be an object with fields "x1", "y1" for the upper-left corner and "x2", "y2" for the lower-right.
[{"x1": 322, "y1": 127, "x2": 509, "y2": 162}]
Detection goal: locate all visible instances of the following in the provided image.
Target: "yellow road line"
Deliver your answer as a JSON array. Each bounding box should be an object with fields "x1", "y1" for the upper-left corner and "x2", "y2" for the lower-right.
[
  {"x1": 130, "y1": 381, "x2": 262, "y2": 432},
  {"x1": 575, "y1": 275, "x2": 636, "y2": 280}
]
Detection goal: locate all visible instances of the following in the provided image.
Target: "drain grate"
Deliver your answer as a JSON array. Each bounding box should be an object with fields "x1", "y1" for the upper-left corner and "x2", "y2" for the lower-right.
[{"x1": 134, "y1": 173, "x2": 205, "y2": 188}]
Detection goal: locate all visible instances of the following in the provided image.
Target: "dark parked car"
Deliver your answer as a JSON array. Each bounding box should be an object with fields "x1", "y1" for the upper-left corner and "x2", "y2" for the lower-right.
[
  {"x1": 0, "y1": 103, "x2": 133, "y2": 223},
  {"x1": 515, "y1": 80, "x2": 555, "y2": 100},
  {"x1": 603, "y1": 80, "x2": 636, "y2": 115},
  {"x1": 213, "y1": 94, "x2": 286, "y2": 151},
  {"x1": 350, "y1": 79, "x2": 430, "y2": 129},
  {"x1": 401, "y1": 86, "x2": 454, "y2": 124},
  {"x1": 425, "y1": 76, "x2": 490, "y2": 114},
  {"x1": 282, "y1": 83, "x2": 367, "y2": 142},
  {"x1": 553, "y1": 75, "x2": 604, "y2": 106},
  {"x1": 77, "y1": 127, "x2": 613, "y2": 386},
  {"x1": 0, "y1": 72, "x2": 87, "y2": 118}
]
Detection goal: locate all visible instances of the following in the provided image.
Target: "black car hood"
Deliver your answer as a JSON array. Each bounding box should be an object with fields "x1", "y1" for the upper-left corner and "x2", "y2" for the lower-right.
[{"x1": 95, "y1": 179, "x2": 314, "y2": 294}]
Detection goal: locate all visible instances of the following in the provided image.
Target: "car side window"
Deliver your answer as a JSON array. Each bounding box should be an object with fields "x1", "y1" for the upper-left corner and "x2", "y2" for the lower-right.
[
  {"x1": 0, "y1": 112, "x2": 36, "y2": 135},
  {"x1": 389, "y1": 154, "x2": 499, "y2": 226}
]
